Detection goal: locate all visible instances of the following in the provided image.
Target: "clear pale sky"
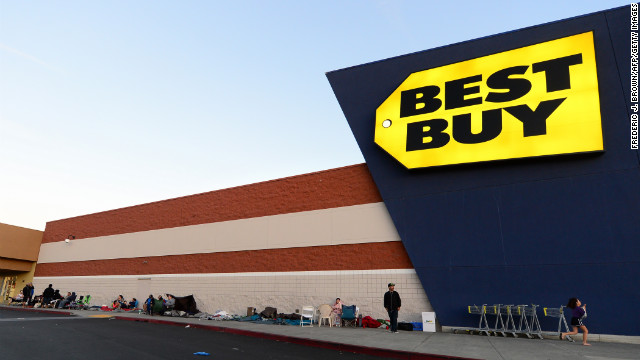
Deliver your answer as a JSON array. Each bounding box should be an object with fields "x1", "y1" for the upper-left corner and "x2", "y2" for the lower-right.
[{"x1": 0, "y1": 1, "x2": 630, "y2": 230}]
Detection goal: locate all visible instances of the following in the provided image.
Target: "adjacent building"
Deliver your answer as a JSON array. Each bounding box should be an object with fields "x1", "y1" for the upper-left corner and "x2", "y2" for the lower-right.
[{"x1": 0, "y1": 223, "x2": 43, "y2": 302}]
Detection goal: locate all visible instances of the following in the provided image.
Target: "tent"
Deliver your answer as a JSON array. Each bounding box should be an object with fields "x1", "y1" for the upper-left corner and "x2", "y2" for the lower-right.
[{"x1": 167, "y1": 294, "x2": 199, "y2": 314}]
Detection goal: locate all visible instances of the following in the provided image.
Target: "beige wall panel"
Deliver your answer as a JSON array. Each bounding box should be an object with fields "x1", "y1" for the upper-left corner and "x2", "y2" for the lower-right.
[
  {"x1": 331, "y1": 203, "x2": 400, "y2": 244},
  {"x1": 38, "y1": 203, "x2": 399, "y2": 264},
  {"x1": 34, "y1": 269, "x2": 432, "y2": 323},
  {"x1": 267, "y1": 210, "x2": 333, "y2": 248},
  {"x1": 214, "y1": 217, "x2": 268, "y2": 252},
  {"x1": 159, "y1": 225, "x2": 214, "y2": 254}
]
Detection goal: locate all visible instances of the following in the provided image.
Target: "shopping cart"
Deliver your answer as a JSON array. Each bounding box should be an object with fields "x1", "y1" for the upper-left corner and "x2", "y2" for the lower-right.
[
  {"x1": 453, "y1": 304, "x2": 490, "y2": 336},
  {"x1": 525, "y1": 304, "x2": 543, "y2": 339},
  {"x1": 499, "y1": 304, "x2": 518, "y2": 337},
  {"x1": 486, "y1": 304, "x2": 507, "y2": 336},
  {"x1": 543, "y1": 306, "x2": 574, "y2": 342},
  {"x1": 512, "y1": 304, "x2": 533, "y2": 338}
]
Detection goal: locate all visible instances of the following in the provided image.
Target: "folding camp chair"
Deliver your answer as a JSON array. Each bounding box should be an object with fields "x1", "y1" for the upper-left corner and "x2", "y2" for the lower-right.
[
  {"x1": 341, "y1": 305, "x2": 358, "y2": 327},
  {"x1": 69, "y1": 296, "x2": 84, "y2": 310},
  {"x1": 71, "y1": 295, "x2": 90, "y2": 310},
  {"x1": 82, "y1": 295, "x2": 91, "y2": 309}
]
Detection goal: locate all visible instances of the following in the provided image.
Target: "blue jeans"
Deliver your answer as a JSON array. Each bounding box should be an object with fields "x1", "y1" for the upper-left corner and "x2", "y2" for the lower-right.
[{"x1": 388, "y1": 309, "x2": 398, "y2": 332}]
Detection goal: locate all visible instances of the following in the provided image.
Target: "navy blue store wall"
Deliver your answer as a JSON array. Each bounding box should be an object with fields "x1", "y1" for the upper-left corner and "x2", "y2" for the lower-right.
[{"x1": 327, "y1": 5, "x2": 639, "y2": 335}]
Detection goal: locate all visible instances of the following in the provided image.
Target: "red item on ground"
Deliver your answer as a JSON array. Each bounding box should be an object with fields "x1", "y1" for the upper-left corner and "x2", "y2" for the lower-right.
[{"x1": 361, "y1": 316, "x2": 381, "y2": 328}]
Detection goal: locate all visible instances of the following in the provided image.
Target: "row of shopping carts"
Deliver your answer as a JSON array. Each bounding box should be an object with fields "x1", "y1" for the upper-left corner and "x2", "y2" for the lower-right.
[{"x1": 452, "y1": 304, "x2": 573, "y2": 341}]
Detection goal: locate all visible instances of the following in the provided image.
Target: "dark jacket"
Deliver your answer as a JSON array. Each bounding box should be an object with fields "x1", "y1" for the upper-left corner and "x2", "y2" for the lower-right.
[
  {"x1": 384, "y1": 290, "x2": 401, "y2": 311},
  {"x1": 22, "y1": 285, "x2": 31, "y2": 299},
  {"x1": 43, "y1": 286, "x2": 55, "y2": 298}
]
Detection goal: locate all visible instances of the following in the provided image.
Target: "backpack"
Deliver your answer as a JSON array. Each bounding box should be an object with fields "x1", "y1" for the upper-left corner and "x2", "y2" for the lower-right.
[{"x1": 260, "y1": 307, "x2": 277, "y2": 319}]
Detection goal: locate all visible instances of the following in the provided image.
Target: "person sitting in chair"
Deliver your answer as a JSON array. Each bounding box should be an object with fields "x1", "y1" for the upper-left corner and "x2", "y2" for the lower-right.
[
  {"x1": 58, "y1": 292, "x2": 75, "y2": 309},
  {"x1": 111, "y1": 295, "x2": 128, "y2": 310},
  {"x1": 50, "y1": 290, "x2": 62, "y2": 308},
  {"x1": 128, "y1": 298, "x2": 138, "y2": 310},
  {"x1": 332, "y1": 298, "x2": 343, "y2": 326},
  {"x1": 165, "y1": 294, "x2": 176, "y2": 311}
]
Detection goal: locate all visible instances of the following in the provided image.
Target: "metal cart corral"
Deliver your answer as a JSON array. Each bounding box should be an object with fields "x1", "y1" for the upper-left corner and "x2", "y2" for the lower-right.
[{"x1": 543, "y1": 306, "x2": 574, "y2": 342}]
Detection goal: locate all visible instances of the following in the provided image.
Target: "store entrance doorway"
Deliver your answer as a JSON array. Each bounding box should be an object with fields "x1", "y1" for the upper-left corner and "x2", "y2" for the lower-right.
[{"x1": 0, "y1": 276, "x2": 17, "y2": 303}]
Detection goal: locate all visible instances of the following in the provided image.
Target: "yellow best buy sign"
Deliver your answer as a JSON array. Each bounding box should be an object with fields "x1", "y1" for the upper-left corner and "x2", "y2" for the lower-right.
[{"x1": 375, "y1": 32, "x2": 603, "y2": 169}]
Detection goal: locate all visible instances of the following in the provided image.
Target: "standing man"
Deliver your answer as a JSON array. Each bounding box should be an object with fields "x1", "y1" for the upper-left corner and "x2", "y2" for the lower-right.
[
  {"x1": 42, "y1": 284, "x2": 55, "y2": 306},
  {"x1": 22, "y1": 282, "x2": 33, "y2": 308},
  {"x1": 384, "y1": 282, "x2": 401, "y2": 333}
]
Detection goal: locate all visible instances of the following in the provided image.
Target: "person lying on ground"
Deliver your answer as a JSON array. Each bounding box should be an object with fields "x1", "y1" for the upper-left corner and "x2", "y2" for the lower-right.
[{"x1": 8, "y1": 291, "x2": 24, "y2": 304}]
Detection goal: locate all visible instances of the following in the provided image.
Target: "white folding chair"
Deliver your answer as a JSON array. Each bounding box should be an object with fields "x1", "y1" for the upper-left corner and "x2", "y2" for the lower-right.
[{"x1": 300, "y1": 305, "x2": 315, "y2": 327}]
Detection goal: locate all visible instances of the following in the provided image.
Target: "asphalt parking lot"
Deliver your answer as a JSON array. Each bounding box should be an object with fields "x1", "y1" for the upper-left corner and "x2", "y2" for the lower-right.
[
  {"x1": 3, "y1": 306, "x2": 640, "y2": 360},
  {"x1": 0, "y1": 309, "x2": 381, "y2": 360}
]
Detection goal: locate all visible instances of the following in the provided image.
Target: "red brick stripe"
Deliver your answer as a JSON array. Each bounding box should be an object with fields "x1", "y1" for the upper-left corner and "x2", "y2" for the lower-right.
[
  {"x1": 34, "y1": 241, "x2": 412, "y2": 277},
  {"x1": 42, "y1": 164, "x2": 381, "y2": 244}
]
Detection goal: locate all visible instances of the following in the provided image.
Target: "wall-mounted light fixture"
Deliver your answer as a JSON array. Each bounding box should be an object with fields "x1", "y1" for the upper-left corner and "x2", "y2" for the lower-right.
[{"x1": 65, "y1": 235, "x2": 75, "y2": 244}]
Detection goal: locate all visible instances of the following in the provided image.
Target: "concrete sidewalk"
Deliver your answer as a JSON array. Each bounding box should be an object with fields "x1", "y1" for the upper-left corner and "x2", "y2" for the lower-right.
[{"x1": 2, "y1": 306, "x2": 639, "y2": 360}]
